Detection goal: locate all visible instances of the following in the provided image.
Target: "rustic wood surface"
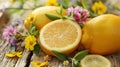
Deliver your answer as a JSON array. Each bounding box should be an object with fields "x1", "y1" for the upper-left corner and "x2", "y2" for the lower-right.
[{"x1": 0, "y1": 8, "x2": 120, "y2": 67}]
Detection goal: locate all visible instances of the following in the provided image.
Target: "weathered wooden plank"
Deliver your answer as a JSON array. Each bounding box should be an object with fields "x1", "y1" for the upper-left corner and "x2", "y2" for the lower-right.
[
  {"x1": 0, "y1": 29, "x2": 31, "y2": 67},
  {"x1": 106, "y1": 52, "x2": 120, "y2": 67},
  {"x1": 15, "y1": 50, "x2": 31, "y2": 67},
  {"x1": 30, "y1": 48, "x2": 120, "y2": 67},
  {"x1": 0, "y1": 41, "x2": 18, "y2": 67},
  {"x1": 0, "y1": 10, "x2": 32, "y2": 67}
]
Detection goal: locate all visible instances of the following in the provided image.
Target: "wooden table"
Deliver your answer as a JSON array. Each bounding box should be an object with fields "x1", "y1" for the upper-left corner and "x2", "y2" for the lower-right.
[{"x1": 0, "y1": 10, "x2": 120, "y2": 67}]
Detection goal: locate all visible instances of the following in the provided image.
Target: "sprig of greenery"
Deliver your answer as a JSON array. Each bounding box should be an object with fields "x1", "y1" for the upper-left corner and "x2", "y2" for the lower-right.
[
  {"x1": 72, "y1": 50, "x2": 88, "y2": 67},
  {"x1": 52, "y1": 50, "x2": 68, "y2": 61},
  {"x1": 29, "y1": 22, "x2": 38, "y2": 36},
  {"x1": 33, "y1": 41, "x2": 41, "y2": 56},
  {"x1": 10, "y1": 46, "x2": 15, "y2": 52},
  {"x1": 72, "y1": 58, "x2": 79, "y2": 67},
  {"x1": 45, "y1": 14, "x2": 61, "y2": 21},
  {"x1": 73, "y1": 50, "x2": 88, "y2": 61},
  {"x1": 45, "y1": 5, "x2": 68, "y2": 20},
  {"x1": 81, "y1": 0, "x2": 88, "y2": 10},
  {"x1": 29, "y1": 22, "x2": 41, "y2": 56}
]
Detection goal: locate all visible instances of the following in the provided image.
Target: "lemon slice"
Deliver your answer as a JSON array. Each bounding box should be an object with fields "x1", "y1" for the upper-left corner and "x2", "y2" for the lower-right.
[
  {"x1": 80, "y1": 55, "x2": 111, "y2": 67},
  {"x1": 39, "y1": 19, "x2": 82, "y2": 55}
]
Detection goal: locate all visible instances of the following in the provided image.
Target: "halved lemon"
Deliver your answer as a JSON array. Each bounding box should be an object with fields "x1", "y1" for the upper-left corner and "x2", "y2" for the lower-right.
[
  {"x1": 80, "y1": 55, "x2": 111, "y2": 67},
  {"x1": 39, "y1": 19, "x2": 82, "y2": 55}
]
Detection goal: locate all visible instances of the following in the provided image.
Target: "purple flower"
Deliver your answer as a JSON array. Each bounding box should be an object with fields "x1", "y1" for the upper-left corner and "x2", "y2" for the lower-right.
[
  {"x1": 9, "y1": 37, "x2": 20, "y2": 46},
  {"x1": 67, "y1": 6, "x2": 89, "y2": 23},
  {"x1": 2, "y1": 26, "x2": 17, "y2": 40},
  {"x1": 9, "y1": 37, "x2": 15, "y2": 46}
]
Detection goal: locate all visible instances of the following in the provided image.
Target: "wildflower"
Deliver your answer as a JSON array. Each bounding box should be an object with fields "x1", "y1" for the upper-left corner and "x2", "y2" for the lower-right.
[
  {"x1": 44, "y1": 55, "x2": 51, "y2": 61},
  {"x1": 9, "y1": 37, "x2": 15, "y2": 46},
  {"x1": 46, "y1": 0, "x2": 58, "y2": 6},
  {"x1": 31, "y1": 61, "x2": 49, "y2": 67},
  {"x1": 92, "y1": 1, "x2": 107, "y2": 15},
  {"x1": 67, "y1": 7, "x2": 74, "y2": 15},
  {"x1": 24, "y1": 13, "x2": 34, "y2": 30},
  {"x1": 9, "y1": 37, "x2": 20, "y2": 46},
  {"x1": 25, "y1": 13, "x2": 34, "y2": 23},
  {"x1": 63, "y1": 60, "x2": 69, "y2": 66},
  {"x1": 2, "y1": 26, "x2": 17, "y2": 40},
  {"x1": 25, "y1": 35, "x2": 36, "y2": 51},
  {"x1": 6, "y1": 51, "x2": 22, "y2": 58},
  {"x1": 67, "y1": 6, "x2": 89, "y2": 23}
]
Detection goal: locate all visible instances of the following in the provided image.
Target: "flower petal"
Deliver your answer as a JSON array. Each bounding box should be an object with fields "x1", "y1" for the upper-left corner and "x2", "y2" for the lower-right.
[{"x1": 5, "y1": 52, "x2": 16, "y2": 58}]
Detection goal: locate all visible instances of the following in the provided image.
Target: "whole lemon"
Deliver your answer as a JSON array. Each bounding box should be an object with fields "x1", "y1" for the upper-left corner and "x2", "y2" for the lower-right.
[
  {"x1": 24, "y1": 6, "x2": 66, "y2": 30},
  {"x1": 82, "y1": 14, "x2": 120, "y2": 55}
]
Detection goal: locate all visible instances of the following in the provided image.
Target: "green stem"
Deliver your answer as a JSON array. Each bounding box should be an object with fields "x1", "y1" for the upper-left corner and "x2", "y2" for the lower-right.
[{"x1": 81, "y1": 0, "x2": 88, "y2": 10}]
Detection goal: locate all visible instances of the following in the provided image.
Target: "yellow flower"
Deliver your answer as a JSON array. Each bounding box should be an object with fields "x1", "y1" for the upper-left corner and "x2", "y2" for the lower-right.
[
  {"x1": 25, "y1": 35, "x2": 36, "y2": 51},
  {"x1": 24, "y1": 13, "x2": 34, "y2": 25},
  {"x1": 92, "y1": 1, "x2": 107, "y2": 15},
  {"x1": 46, "y1": 0, "x2": 58, "y2": 6},
  {"x1": 63, "y1": 60, "x2": 69, "y2": 66},
  {"x1": 24, "y1": 13, "x2": 34, "y2": 30},
  {"x1": 31, "y1": 61, "x2": 49, "y2": 67},
  {"x1": 6, "y1": 52, "x2": 22, "y2": 58}
]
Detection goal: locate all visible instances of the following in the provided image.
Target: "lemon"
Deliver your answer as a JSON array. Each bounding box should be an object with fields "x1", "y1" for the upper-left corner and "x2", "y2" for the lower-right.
[
  {"x1": 39, "y1": 19, "x2": 82, "y2": 55},
  {"x1": 24, "y1": 6, "x2": 66, "y2": 30},
  {"x1": 80, "y1": 55, "x2": 111, "y2": 67},
  {"x1": 82, "y1": 14, "x2": 120, "y2": 55}
]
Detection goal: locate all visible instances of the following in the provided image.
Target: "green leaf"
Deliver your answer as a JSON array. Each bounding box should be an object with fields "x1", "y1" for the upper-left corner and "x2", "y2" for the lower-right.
[
  {"x1": 30, "y1": 22, "x2": 35, "y2": 29},
  {"x1": 45, "y1": 14, "x2": 60, "y2": 21},
  {"x1": 33, "y1": 43, "x2": 41, "y2": 56},
  {"x1": 52, "y1": 50, "x2": 68, "y2": 61},
  {"x1": 74, "y1": 50, "x2": 88, "y2": 61},
  {"x1": 72, "y1": 58, "x2": 79, "y2": 67},
  {"x1": 29, "y1": 22, "x2": 38, "y2": 36},
  {"x1": 10, "y1": 46, "x2": 15, "y2": 52},
  {"x1": 30, "y1": 27, "x2": 38, "y2": 35}
]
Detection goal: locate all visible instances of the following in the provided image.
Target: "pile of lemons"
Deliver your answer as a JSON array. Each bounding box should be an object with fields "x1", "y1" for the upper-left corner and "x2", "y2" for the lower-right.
[{"x1": 24, "y1": 6, "x2": 120, "y2": 67}]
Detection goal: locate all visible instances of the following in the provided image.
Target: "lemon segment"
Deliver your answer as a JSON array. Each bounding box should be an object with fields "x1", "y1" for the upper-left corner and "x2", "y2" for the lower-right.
[{"x1": 80, "y1": 55, "x2": 111, "y2": 67}]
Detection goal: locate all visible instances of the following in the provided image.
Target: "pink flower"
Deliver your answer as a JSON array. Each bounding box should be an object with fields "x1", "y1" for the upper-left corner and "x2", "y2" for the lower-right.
[
  {"x1": 67, "y1": 6, "x2": 89, "y2": 24},
  {"x1": 74, "y1": 13, "x2": 81, "y2": 22},
  {"x1": 67, "y1": 7, "x2": 74, "y2": 15},
  {"x1": 2, "y1": 26, "x2": 17, "y2": 40}
]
